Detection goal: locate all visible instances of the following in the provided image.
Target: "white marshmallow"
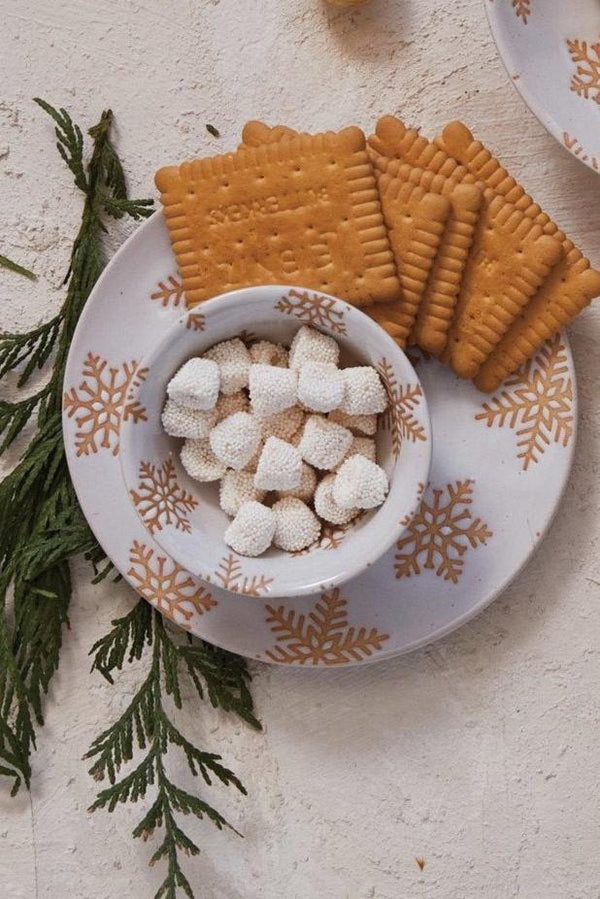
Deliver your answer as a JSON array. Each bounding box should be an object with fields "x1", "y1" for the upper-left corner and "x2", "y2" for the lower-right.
[
  {"x1": 298, "y1": 414, "x2": 353, "y2": 470},
  {"x1": 288, "y1": 326, "x2": 339, "y2": 371},
  {"x1": 254, "y1": 437, "x2": 302, "y2": 492},
  {"x1": 161, "y1": 399, "x2": 217, "y2": 439},
  {"x1": 272, "y1": 497, "x2": 321, "y2": 552},
  {"x1": 204, "y1": 338, "x2": 251, "y2": 395},
  {"x1": 209, "y1": 412, "x2": 261, "y2": 471},
  {"x1": 180, "y1": 438, "x2": 226, "y2": 482},
  {"x1": 313, "y1": 473, "x2": 359, "y2": 525},
  {"x1": 340, "y1": 366, "x2": 387, "y2": 416},
  {"x1": 297, "y1": 361, "x2": 345, "y2": 413},
  {"x1": 224, "y1": 501, "x2": 275, "y2": 557},
  {"x1": 219, "y1": 470, "x2": 265, "y2": 517},
  {"x1": 167, "y1": 358, "x2": 220, "y2": 411},
  {"x1": 249, "y1": 364, "x2": 298, "y2": 416},
  {"x1": 333, "y1": 455, "x2": 389, "y2": 510}
]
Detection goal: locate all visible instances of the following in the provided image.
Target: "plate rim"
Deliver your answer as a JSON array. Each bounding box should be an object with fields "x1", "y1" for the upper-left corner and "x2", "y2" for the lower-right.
[
  {"x1": 484, "y1": 0, "x2": 600, "y2": 176},
  {"x1": 62, "y1": 211, "x2": 578, "y2": 666}
]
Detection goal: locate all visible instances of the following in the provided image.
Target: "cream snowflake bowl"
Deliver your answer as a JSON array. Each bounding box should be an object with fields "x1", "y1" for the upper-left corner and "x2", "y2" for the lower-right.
[{"x1": 118, "y1": 285, "x2": 432, "y2": 598}]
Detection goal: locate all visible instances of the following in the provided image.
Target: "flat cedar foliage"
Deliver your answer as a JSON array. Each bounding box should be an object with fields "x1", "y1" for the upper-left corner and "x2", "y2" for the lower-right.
[{"x1": 0, "y1": 100, "x2": 259, "y2": 899}]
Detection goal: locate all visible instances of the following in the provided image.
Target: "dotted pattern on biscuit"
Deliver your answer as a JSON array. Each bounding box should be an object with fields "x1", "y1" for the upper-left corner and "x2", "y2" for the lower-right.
[
  {"x1": 156, "y1": 127, "x2": 400, "y2": 309},
  {"x1": 437, "y1": 120, "x2": 600, "y2": 390},
  {"x1": 442, "y1": 190, "x2": 564, "y2": 379}
]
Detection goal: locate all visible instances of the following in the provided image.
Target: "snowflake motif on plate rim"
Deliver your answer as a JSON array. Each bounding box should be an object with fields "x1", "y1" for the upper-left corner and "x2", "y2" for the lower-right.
[
  {"x1": 63, "y1": 351, "x2": 147, "y2": 457},
  {"x1": 130, "y1": 459, "x2": 198, "y2": 534},
  {"x1": 150, "y1": 274, "x2": 185, "y2": 308},
  {"x1": 567, "y1": 38, "x2": 600, "y2": 105},
  {"x1": 475, "y1": 336, "x2": 573, "y2": 471},
  {"x1": 264, "y1": 588, "x2": 389, "y2": 665},
  {"x1": 128, "y1": 540, "x2": 216, "y2": 626},
  {"x1": 395, "y1": 479, "x2": 492, "y2": 583}
]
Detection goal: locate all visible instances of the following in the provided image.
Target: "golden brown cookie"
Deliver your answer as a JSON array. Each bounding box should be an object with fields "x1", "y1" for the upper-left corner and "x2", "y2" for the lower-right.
[
  {"x1": 414, "y1": 182, "x2": 483, "y2": 355},
  {"x1": 369, "y1": 115, "x2": 468, "y2": 181},
  {"x1": 475, "y1": 252, "x2": 600, "y2": 391},
  {"x1": 370, "y1": 173, "x2": 451, "y2": 345},
  {"x1": 377, "y1": 157, "x2": 484, "y2": 355},
  {"x1": 442, "y1": 190, "x2": 563, "y2": 379},
  {"x1": 240, "y1": 121, "x2": 301, "y2": 147},
  {"x1": 156, "y1": 127, "x2": 400, "y2": 308},
  {"x1": 240, "y1": 121, "x2": 452, "y2": 349},
  {"x1": 437, "y1": 121, "x2": 600, "y2": 390}
]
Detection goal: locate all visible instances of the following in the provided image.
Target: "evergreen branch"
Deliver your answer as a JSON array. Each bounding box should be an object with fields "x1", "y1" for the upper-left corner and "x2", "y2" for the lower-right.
[
  {"x1": 0, "y1": 99, "x2": 154, "y2": 795},
  {"x1": 89, "y1": 599, "x2": 153, "y2": 684},
  {"x1": 33, "y1": 98, "x2": 87, "y2": 194},
  {"x1": 0, "y1": 314, "x2": 63, "y2": 385},
  {"x1": 0, "y1": 254, "x2": 36, "y2": 281},
  {"x1": 85, "y1": 607, "x2": 259, "y2": 897},
  {"x1": 103, "y1": 196, "x2": 155, "y2": 221},
  {"x1": 1, "y1": 98, "x2": 258, "y2": 899},
  {"x1": 0, "y1": 387, "x2": 51, "y2": 452}
]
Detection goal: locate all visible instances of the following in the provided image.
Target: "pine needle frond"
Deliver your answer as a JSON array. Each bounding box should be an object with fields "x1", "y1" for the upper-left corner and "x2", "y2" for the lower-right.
[
  {"x1": 85, "y1": 608, "x2": 259, "y2": 895},
  {"x1": 0, "y1": 254, "x2": 36, "y2": 281},
  {"x1": 0, "y1": 99, "x2": 154, "y2": 797}
]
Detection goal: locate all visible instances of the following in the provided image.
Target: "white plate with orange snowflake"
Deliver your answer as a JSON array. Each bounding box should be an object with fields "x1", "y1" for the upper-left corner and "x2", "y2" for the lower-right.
[
  {"x1": 486, "y1": 0, "x2": 600, "y2": 174},
  {"x1": 62, "y1": 213, "x2": 577, "y2": 667}
]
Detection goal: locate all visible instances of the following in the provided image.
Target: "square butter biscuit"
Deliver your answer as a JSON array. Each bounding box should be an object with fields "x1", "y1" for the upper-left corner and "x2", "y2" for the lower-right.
[
  {"x1": 155, "y1": 127, "x2": 400, "y2": 308},
  {"x1": 240, "y1": 121, "x2": 451, "y2": 349},
  {"x1": 436, "y1": 121, "x2": 600, "y2": 391}
]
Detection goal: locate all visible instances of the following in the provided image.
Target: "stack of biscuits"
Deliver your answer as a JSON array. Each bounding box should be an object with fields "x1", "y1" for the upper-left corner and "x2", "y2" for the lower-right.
[{"x1": 156, "y1": 116, "x2": 600, "y2": 393}]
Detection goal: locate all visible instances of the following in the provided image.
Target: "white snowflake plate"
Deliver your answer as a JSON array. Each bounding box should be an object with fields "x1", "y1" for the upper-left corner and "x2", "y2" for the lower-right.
[
  {"x1": 486, "y1": 0, "x2": 600, "y2": 174},
  {"x1": 63, "y1": 213, "x2": 577, "y2": 667}
]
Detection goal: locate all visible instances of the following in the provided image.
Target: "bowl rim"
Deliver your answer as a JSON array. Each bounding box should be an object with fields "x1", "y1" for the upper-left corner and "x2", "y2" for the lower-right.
[{"x1": 119, "y1": 285, "x2": 433, "y2": 597}]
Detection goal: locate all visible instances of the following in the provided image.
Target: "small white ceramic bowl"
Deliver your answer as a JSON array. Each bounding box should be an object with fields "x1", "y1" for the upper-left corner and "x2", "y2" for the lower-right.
[{"x1": 119, "y1": 285, "x2": 432, "y2": 597}]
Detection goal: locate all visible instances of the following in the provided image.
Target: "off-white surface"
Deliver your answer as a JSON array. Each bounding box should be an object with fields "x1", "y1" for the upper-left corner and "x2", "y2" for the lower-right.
[{"x1": 1, "y1": 1, "x2": 600, "y2": 896}]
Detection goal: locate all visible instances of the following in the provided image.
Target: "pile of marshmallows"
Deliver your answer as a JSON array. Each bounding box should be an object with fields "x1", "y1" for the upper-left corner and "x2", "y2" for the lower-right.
[{"x1": 162, "y1": 326, "x2": 389, "y2": 557}]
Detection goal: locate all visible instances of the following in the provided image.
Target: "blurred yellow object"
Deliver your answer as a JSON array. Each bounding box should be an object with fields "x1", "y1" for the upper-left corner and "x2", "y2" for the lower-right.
[{"x1": 326, "y1": 0, "x2": 371, "y2": 6}]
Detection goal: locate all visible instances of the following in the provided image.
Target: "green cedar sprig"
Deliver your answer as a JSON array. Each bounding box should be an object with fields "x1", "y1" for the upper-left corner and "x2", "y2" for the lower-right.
[
  {"x1": 1, "y1": 101, "x2": 260, "y2": 899},
  {"x1": 85, "y1": 601, "x2": 260, "y2": 899},
  {"x1": 0, "y1": 254, "x2": 36, "y2": 281},
  {"x1": 0, "y1": 99, "x2": 153, "y2": 795}
]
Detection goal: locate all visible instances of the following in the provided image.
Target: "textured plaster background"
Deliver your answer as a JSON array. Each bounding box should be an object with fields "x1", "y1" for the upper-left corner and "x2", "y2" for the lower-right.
[{"x1": 2, "y1": 0, "x2": 600, "y2": 897}]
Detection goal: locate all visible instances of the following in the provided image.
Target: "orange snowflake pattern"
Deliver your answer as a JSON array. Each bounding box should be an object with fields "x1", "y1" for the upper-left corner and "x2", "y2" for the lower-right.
[
  {"x1": 475, "y1": 336, "x2": 573, "y2": 471},
  {"x1": 395, "y1": 480, "x2": 492, "y2": 583},
  {"x1": 290, "y1": 515, "x2": 365, "y2": 557},
  {"x1": 63, "y1": 352, "x2": 147, "y2": 457},
  {"x1": 562, "y1": 132, "x2": 599, "y2": 172},
  {"x1": 512, "y1": 0, "x2": 530, "y2": 23},
  {"x1": 400, "y1": 481, "x2": 426, "y2": 528},
  {"x1": 377, "y1": 358, "x2": 426, "y2": 459},
  {"x1": 186, "y1": 313, "x2": 206, "y2": 331},
  {"x1": 265, "y1": 588, "x2": 389, "y2": 665},
  {"x1": 211, "y1": 552, "x2": 273, "y2": 596},
  {"x1": 128, "y1": 541, "x2": 216, "y2": 624},
  {"x1": 567, "y1": 39, "x2": 600, "y2": 105},
  {"x1": 130, "y1": 460, "x2": 198, "y2": 534},
  {"x1": 150, "y1": 275, "x2": 185, "y2": 308},
  {"x1": 274, "y1": 289, "x2": 347, "y2": 335}
]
